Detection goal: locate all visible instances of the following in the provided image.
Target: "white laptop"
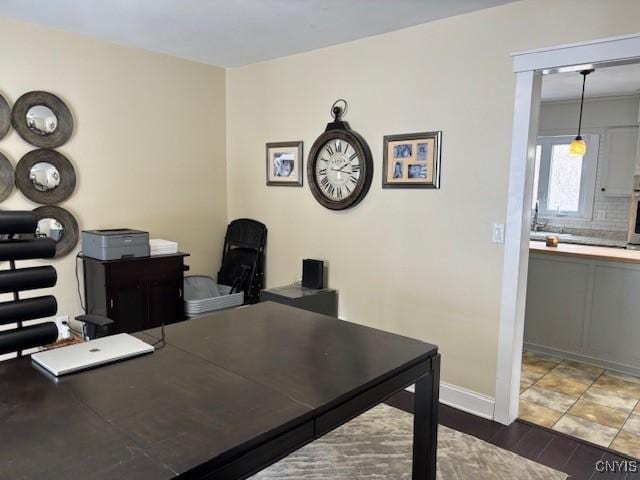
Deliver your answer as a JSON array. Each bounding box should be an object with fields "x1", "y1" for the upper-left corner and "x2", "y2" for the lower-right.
[{"x1": 31, "y1": 333, "x2": 154, "y2": 377}]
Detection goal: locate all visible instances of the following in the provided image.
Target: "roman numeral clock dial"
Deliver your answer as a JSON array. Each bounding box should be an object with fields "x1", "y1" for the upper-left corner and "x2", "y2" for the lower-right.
[
  {"x1": 307, "y1": 100, "x2": 373, "y2": 210},
  {"x1": 315, "y1": 140, "x2": 360, "y2": 201}
]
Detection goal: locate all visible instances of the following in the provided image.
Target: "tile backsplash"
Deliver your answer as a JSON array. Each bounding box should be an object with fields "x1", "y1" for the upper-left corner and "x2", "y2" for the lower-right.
[{"x1": 542, "y1": 194, "x2": 630, "y2": 232}]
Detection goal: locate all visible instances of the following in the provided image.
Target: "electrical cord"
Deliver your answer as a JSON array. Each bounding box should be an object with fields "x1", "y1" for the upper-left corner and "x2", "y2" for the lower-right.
[
  {"x1": 75, "y1": 251, "x2": 87, "y2": 313},
  {"x1": 62, "y1": 319, "x2": 83, "y2": 338},
  {"x1": 151, "y1": 322, "x2": 166, "y2": 348}
]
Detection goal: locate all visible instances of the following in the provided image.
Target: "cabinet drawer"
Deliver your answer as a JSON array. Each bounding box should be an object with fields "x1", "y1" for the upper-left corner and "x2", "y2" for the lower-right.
[{"x1": 108, "y1": 256, "x2": 183, "y2": 283}]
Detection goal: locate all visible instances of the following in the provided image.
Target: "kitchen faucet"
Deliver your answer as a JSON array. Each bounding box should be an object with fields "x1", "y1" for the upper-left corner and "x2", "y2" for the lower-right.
[{"x1": 531, "y1": 200, "x2": 546, "y2": 232}]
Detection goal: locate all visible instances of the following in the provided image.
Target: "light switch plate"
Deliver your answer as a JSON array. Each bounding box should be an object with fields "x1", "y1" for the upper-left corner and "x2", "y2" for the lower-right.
[{"x1": 492, "y1": 223, "x2": 505, "y2": 244}]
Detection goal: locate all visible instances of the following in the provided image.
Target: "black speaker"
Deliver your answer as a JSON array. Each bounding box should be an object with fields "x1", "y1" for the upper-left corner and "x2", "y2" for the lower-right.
[{"x1": 302, "y1": 259, "x2": 324, "y2": 289}]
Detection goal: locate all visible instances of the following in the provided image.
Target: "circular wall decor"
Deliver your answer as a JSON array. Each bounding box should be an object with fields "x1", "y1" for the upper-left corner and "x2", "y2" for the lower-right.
[
  {"x1": 0, "y1": 152, "x2": 14, "y2": 201},
  {"x1": 0, "y1": 94, "x2": 10, "y2": 140},
  {"x1": 307, "y1": 100, "x2": 373, "y2": 210},
  {"x1": 15, "y1": 149, "x2": 76, "y2": 204},
  {"x1": 32, "y1": 205, "x2": 79, "y2": 258},
  {"x1": 11, "y1": 91, "x2": 73, "y2": 148}
]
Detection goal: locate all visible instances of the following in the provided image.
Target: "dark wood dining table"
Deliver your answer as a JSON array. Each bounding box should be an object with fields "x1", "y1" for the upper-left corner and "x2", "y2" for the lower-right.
[{"x1": 0, "y1": 301, "x2": 439, "y2": 479}]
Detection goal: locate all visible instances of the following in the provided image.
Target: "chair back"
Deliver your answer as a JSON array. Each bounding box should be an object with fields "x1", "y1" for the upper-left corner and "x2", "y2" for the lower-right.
[{"x1": 217, "y1": 218, "x2": 267, "y2": 304}]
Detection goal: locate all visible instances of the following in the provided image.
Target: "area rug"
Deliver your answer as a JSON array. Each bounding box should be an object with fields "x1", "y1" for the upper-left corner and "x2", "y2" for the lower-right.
[{"x1": 250, "y1": 404, "x2": 567, "y2": 480}]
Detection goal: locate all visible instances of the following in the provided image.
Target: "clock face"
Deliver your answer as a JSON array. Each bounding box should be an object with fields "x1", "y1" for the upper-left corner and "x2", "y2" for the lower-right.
[
  {"x1": 314, "y1": 138, "x2": 361, "y2": 202},
  {"x1": 308, "y1": 128, "x2": 373, "y2": 210}
]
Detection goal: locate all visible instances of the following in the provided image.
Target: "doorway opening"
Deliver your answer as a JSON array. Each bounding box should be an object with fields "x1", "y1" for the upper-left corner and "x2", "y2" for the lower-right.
[
  {"x1": 494, "y1": 34, "x2": 640, "y2": 458},
  {"x1": 520, "y1": 63, "x2": 640, "y2": 458}
]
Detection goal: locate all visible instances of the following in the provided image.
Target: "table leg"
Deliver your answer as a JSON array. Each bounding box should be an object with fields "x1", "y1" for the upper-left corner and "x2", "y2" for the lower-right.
[{"x1": 412, "y1": 354, "x2": 440, "y2": 480}]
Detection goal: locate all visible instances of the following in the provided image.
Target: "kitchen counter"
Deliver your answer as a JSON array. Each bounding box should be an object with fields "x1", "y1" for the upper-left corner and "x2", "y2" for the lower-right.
[
  {"x1": 530, "y1": 240, "x2": 640, "y2": 264},
  {"x1": 527, "y1": 241, "x2": 640, "y2": 376},
  {"x1": 529, "y1": 231, "x2": 627, "y2": 248}
]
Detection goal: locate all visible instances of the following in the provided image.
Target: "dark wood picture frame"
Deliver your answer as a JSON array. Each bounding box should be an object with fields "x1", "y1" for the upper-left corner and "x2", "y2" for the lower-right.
[
  {"x1": 266, "y1": 141, "x2": 303, "y2": 187},
  {"x1": 382, "y1": 131, "x2": 442, "y2": 189}
]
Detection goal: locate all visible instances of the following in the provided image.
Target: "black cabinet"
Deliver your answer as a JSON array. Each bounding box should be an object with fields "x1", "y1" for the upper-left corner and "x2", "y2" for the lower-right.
[
  {"x1": 260, "y1": 284, "x2": 338, "y2": 317},
  {"x1": 83, "y1": 253, "x2": 189, "y2": 334}
]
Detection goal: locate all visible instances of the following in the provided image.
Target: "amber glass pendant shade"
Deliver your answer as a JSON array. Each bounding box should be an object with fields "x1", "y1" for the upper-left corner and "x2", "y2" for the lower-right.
[
  {"x1": 568, "y1": 69, "x2": 594, "y2": 156},
  {"x1": 568, "y1": 136, "x2": 587, "y2": 156}
]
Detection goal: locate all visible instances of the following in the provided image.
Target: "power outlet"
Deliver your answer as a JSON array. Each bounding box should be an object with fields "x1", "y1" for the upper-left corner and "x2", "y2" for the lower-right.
[
  {"x1": 55, "y1": 315, "x2": 71, "y2": 339},
  {"x1": 492, "y1": 223, "x2": 505, "y2": 244},
  {"x1": 595, "y1": 210, "x2": 606, "y2": 221}
]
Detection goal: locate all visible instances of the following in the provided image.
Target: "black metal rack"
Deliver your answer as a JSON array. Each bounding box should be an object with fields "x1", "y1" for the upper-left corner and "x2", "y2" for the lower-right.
[{"x1": 0, "y1": 211, "x2": 58, "y2": 357}]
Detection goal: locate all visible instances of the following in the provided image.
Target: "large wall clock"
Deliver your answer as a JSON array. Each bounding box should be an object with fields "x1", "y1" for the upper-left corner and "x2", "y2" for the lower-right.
[{"x1": 307, "y1": 100, "x2": 373, "y2": 210}]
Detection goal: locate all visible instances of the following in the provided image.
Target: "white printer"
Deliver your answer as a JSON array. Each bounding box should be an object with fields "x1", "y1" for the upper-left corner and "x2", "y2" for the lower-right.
[{"x1": 81, "y1": 229, "x2": 150, "y2": 260}]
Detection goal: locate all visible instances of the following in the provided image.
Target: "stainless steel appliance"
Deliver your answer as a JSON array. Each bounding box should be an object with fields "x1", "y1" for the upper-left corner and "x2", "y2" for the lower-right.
[{"x1": 627, "y1": 175, "x2": 640, "y2": 249}]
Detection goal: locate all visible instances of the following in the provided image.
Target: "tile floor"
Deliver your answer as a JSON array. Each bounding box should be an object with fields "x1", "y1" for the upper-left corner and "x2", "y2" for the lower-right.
[{"x1": 519, "y1": 350, "x2": 640, "y2": 459}]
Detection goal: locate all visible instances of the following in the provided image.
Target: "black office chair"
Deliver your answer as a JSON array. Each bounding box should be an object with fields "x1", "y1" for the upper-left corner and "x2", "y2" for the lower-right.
[
  {"x1": 217, "y1": 218, "x2": 267, "y2": 304},
  {"x1": 0, "y1": 211, "x2": 112, "y2": 357}
]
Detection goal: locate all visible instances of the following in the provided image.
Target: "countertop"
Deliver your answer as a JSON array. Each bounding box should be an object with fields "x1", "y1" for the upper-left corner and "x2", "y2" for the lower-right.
[
  {"x1": 529, "y1": 231, "x2": 627, "y2": 248},
  {"x1": 530, "y1": 241, "x2": 640, "y2": 264}
]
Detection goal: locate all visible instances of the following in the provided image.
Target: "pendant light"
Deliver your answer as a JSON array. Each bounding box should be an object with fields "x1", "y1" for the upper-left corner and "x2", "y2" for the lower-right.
[{"x1": 568, "y1": 69, "x2": 594, "y2": 156}]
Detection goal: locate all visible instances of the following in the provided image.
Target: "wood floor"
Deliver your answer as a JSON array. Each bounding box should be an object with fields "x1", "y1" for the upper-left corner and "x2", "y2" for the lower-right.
[{"x1": 385, "y1": 390, "x2": 640, "y2": 479}]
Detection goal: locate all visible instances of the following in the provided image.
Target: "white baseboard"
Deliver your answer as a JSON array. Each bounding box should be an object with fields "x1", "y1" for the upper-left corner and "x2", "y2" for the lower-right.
[{"x1": 405, "y1": 382, "x2": 495, "y2": 420}]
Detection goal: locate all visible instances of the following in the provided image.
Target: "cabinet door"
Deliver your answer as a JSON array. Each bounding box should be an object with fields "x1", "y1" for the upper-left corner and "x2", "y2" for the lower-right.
[
  {"x1": 148, "y1": 277, "x2": 183, "y2": 328},
  {"x1": 524, "y1": 255, "x2": 590, "y2": 351},
  {"x1": 602, "y1": 126, "x2": 638, "y2": 196},
  {"x1": 110, "y1": 281, "x2": 149, "y2": 334},
  {"x1": 588, "y1": 264, "x2": 640, "y2": 365}
]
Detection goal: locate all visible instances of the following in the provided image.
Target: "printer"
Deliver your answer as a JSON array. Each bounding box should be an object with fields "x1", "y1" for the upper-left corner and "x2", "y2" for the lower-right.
[{"x1": 82, "y1": 229, "x2": 150, "y2": 260}]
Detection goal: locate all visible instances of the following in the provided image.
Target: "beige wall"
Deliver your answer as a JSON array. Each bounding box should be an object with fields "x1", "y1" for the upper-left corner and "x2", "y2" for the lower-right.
[
  {"x1": 0, "y1": 16, "x2": 227, "y2": 335},
  {"x1": 226, "y1": 0, "x2": 640, "y2": 397}
]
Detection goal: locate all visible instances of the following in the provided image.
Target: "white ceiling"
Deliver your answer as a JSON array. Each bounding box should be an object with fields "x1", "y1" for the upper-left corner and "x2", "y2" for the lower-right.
[
  {"x1": 0, "y1": 0, "x2": 518, "y2": 67},
  {"x1": 542, "y1": 63, "x2": 640, "y2": 101}
]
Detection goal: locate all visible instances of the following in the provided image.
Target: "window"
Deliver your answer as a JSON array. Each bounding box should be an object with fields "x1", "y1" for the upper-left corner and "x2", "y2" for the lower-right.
[{"x1": 532, "y1": 134, "x2": 599, "y2": 219}]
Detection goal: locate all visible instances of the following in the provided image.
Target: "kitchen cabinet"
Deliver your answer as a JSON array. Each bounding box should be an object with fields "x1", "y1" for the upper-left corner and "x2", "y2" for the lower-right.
[
  {"x1": 525, "y1": 252, "x2": 640, "y2": 376},
  {"x1": 83, "y1": 252, "x2": 189, "y2": 334},
  {"x1": 601, "y1": 126, "x2": 638, "y2": 196}
]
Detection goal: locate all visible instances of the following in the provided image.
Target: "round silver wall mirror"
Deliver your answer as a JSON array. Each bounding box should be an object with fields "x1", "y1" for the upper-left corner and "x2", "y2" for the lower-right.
[
  {"x1": 24, "y1": 206, "x2": 79, "y2": 257},
  {"x1": 15, "y1": 149, "x2": 76, "y2": 204},
  {"x1": 0, "y1": 94, "x2": 10, "y2": 140},
  {"x1": 36, "y1": 217, "x2": 64, "y2": 242},
  {"x1": 0, "y1": 152, "x2": 14, "y2": 202},
  {"x1": 29, "y1": 162, "x2": 60, "y2": 192},
  {"x1": 26, "y1": 105, "x2": 58, "y2": 136},
  {"x1": 11, "y1": 91, "x2": 73, "y2": 148}
]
